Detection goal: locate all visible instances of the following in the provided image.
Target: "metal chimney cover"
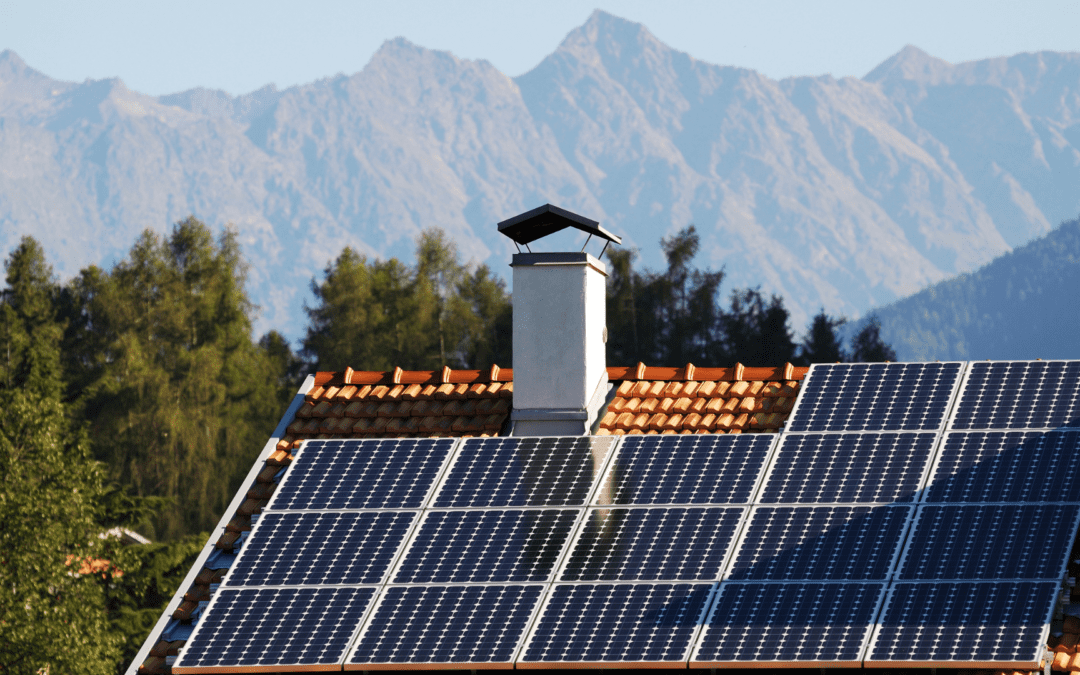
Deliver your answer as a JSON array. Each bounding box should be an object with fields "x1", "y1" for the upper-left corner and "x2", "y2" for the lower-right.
[{"x1": 497, "y1": 204, "x2": 622, "y2": 246}]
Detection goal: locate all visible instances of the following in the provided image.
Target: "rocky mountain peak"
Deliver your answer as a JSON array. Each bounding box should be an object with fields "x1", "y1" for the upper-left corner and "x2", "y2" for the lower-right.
[{"x1": 864, "y1": 44, "x2": 954, "y2": 84}]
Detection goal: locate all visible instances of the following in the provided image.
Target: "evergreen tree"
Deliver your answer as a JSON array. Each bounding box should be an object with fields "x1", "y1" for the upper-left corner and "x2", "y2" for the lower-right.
[
  {"x1": 850, "y1": 314, "x2": 898, "y2": 362},
  {"x1": 66, "y1": 217, "x2": 288, "y2": 540},
  {"x1": 0, "y1": 237, "x2": 63, "y2": 396},
  {"x1": 722, "y1": 289, "x2": 799, "y2": 366},
  {"x1": 801, "y1": 309, "x2": 848, "y2": 364}
]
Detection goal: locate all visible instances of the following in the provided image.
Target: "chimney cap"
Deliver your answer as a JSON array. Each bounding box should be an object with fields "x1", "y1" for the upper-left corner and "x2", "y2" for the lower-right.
[{"x1": 498, "y1": 204, "x2": 622, "y2": 246}]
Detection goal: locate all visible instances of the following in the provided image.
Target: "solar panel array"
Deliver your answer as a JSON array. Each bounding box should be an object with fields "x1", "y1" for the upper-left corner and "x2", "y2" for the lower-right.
[{"x1": 173, "y1": 360, "x2": 1080, "y2": 672}]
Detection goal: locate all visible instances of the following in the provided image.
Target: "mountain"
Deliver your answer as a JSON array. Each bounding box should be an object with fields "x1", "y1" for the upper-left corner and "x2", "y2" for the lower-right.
[
  {"x1": 1, "y1": 11, "x2": 1078, "y2": 340},
  {"x1": 874, "y1": 216, "x2": 1080, "y2": 361}
]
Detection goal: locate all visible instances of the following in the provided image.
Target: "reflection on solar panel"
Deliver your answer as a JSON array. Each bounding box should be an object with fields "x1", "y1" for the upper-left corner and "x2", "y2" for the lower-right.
[
  {"x1": 927, "y1": 431, "x2": 1080, "y2": 502},
  {"x1": 560, "y1": 507, "x2": 742, "y2": 581},
  {"x1": 600, "y1": 434, "x2": 773, "y2": 504},
  {"x1": 693, "y1": 582, "x2": 883, "y2": 666},
  {"x1": 270, "y1": 438, "x2": 455, "y2": 510},
  {"x1": 393, "y1": 509, "x2": 578, "y2": 583},
  {"x1": 951, "y1": 361, "x2": 1080, "y2": 430},
  {"x1": 787, "y1": 362, "x2": 961, "y2": 432},
  {"x1": 345, "y1": 585, "x2": 543, "y2": 668},
  {"x1": 519, "y1": 583, "x2": 713, "y2": 667},
  {"x1": 867, "y1": 581, "x2": 1057, "y2": 667},
  {"x1": 433, "y1": 436, "x2": 615, "y2": 507},
  {"x1": 760, "y1": 433, "x2": 935, "y2": 503},
  {"x1": 174, "y1": 587, "x2": 375, "y2": 671},
  {"x1": 225, "y1": 511, "x2": 415, "y2": 586},
  {"x1": 727, "y1": 506, "x2": 911, "y2": 580},
  {"x1": 899, "y1": 504, "x2": 1080, "y2": 580}
]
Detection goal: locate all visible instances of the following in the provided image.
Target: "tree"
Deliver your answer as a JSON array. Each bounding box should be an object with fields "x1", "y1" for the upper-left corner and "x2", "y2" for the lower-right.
[
  {"x1": 722, "y1": 289, "x2": 799, "y2": 366},
  {"x1": 65, "y1": 217, "x2": 289, "y2": 540},
  {"x1": 304, "y1": 229, "x2": 512, "y2": 372},
  {"x1": 801, "y1": 309, "x2": 848, "y2": 364},
  {"x1": 0, "y1": 237, "x2": 64, "y2": 396},
  {"x1": 850, "y1": 314, "x2": 898, "y2": 362}
]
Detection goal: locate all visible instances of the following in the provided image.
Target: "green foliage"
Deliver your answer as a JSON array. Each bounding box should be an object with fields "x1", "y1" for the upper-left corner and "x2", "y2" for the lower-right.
[
  {"x1": 304, "y1": 228, "x2": 511, "y2": 371},
  {"x1": 62, "y1": 217, "x2": 294, "y2": 540},
  {"x1": 0, "y1": 237, "x2": 64, "y2": 397},
  {"x1": 101, "y1": 533, "x2": 205, "y2": 673},
  {"x1": 0, "y1": 389, "x2": 122, "y2": 674}
]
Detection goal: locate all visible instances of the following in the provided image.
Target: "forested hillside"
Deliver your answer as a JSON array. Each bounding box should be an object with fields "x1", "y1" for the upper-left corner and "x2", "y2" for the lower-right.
[{"x1": 876, "y1": 215, "x2": 1080, "y2": 360}]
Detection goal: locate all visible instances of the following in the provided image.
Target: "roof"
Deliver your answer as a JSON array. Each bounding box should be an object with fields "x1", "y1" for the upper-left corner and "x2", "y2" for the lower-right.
[
  {"x1": 132, "y1": 361, "x2": 1076, "y2": 675},
  {"x1": 134, "y1": 361, "x2": 807, "y2": 674},
  {"x1": 497, "y1": 203, "x2": 622, "y2": 246}
]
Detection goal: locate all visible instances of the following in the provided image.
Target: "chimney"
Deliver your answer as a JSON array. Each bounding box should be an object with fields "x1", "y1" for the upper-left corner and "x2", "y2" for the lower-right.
[{"x1": 498, "y1": 204, "x2": 622, "y2": 436}]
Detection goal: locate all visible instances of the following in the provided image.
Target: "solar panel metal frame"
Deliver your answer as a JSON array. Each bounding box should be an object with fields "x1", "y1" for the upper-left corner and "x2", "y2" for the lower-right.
[
  {"x1": 894, "y1": 503, "x2": 1080, "y2": 581},
  {"x1": 689, "y1": 580, "x2": 889, "y2": 669},
  {"x1": 428, "y1": 435, "x2": 619, "y2": 508},
  {"x1": 946, "y1": 359, "x2": 1080, "y2": 432},
  {"x1": 264, "y1": 437, "x2": 461, "y2": 512},
  {"x1": 784, "y1": 361, "x2": 966, "y2": 434},
  {"x1": 173, "y1": 584, "x2": 384, "y2": 674},
  {"x1": 515, "y1": 581, "x2": 719, "y2": 669},
  {"x1": 755, "y1": 431, "x2": 941, "y2": 505},
  {"x1": 594, "y1": 433, "x2": 780, "y2": 506},
  {"x1": 922, "y1": 429, "x2": 1080, "y2": 504},
  {"x1": 863, "y1": 580, "x2": 1059, "y2": 669}
]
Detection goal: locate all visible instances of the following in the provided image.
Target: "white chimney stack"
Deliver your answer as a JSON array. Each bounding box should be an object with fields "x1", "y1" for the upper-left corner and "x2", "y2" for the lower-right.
[{"x1": 497, "y1": 205, "x2": 621, "y2": 436}]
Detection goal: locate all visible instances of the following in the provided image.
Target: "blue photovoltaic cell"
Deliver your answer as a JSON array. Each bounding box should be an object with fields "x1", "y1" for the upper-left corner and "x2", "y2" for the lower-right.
[
  {"x1": 521, "y1": 583, "x2": 712, "y2": 665},
  {"x1": 600, "y1": 434, "x2": 773, "y2": 505},
  {"x1": 433, "y1": 436, "x2": 615, "y2": 507},
  {"x1": 868, "y1": 581, "x2": 1057, "y2": 664},
  {"x1": 926, "y1": 431, "x2": 1080, "y2": 502},
  {"x1": 727, "y1": 506, "x2": 911, "y2": 581},
  {"x1": 173, "y1": 587, "x2": 374, "y2": 671},
  {"x1": 271, "y1": 438, "x2": 454, "y2": 510},
  {"x1": 347, "y1": 585, "x2": 543, "y2": 666},
  {"x1": 760, "y1": 433, "x2": 936, "y2": 503},
  {"x1": 951, "y1": 361, "x2": 1080, "y2": 430},
  {"x1": 392, "y1": 509, "x2": 579, "y2": 583},
  {"x1": 560, "y1": 507, "x2": 743, "y2": 581},
  {"x1": 899, "y1": 504, "x2": 1080, "y2": 580},
  {"x1": 223, "y1": 511, "x2": 414, "y2": 587},
  {"x1": 693, "y1": 583, "x2": 883, "y2": 665},
  {"x1": 787, "y1": 362, "x2": 961, "y2": 432}
]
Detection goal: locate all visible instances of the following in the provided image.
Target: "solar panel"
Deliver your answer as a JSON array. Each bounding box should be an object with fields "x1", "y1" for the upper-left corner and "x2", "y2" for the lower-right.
[
  {"x1": 866, "y1": 581, "x2": 1058, "y2": 667},
  {"x1": 926, "y1": 430, "x2": 1080, "y2": 502},
  {"x1": 270, "y1": 438, "x2": 456, "y2": 510},
  {"x1": 692, "y1": 582, "x2": 884, "y2": 667},
  {"x1": 172, "y1": 586, "x2": 376, "y2": 672},
  {"x1": 727, "y1": 506, "x2": 912, "y2": 581},
  {"x1": 559, "y1": 507, "x2": 743, "y2": 581},
  {"x1": 950, "y1": 360, "x2": 1080, "y2": 430},
  {"x1": 786, "y1": 362, "x2": 962, "y2": 432},
  {"x1": 519, "y1": 583, "x2": 713, "y2": 667},
  {"x1": 598, "y1": 434, "x2": 774, "y2": 505},
  {"x1": 760, "y1": 433, "x2": 936, "y2": 503},
  {"x1": 432, "y1": 436, "x2": 616, "y2": 507},
  {"x1": 392, "y1": 509, "x2": 579, "y2": 583},
  {"x1": 898, "y1": 504, "x2": 1080, "y2": 580},
  {"x1": 345, "y1": 585, "x2": 543, "y2": 668},
  {"x1": 224, "y1": 511, "x2": 415, "y2": 587}
]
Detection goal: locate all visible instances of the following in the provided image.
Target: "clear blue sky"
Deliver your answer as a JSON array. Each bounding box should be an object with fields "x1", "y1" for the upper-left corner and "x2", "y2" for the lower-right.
[{"x1": 1, "y1": 0, "x2": 1077, "y2": 96}]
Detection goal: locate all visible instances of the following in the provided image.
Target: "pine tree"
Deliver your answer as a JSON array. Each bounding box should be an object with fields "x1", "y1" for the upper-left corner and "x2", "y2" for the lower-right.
[
  {"x1": 850, "y1": 315, "x2": 898, "y2": 362},
  {"x1": 801, "y1": 309, "x2": 848, "y2": 364},
  {"x1": 723, "y1": 289, "x2": 798, "y2": 366}
]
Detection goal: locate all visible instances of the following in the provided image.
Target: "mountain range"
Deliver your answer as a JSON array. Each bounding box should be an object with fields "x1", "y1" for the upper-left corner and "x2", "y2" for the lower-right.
[{"x1": 1, "y1": 11, "x2": 1078, "y2": 340}]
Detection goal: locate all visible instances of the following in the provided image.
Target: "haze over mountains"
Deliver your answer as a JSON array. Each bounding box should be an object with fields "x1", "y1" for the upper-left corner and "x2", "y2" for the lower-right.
[{"x1": 1, "y1": 11, "x2": 1078, "y2": 340}]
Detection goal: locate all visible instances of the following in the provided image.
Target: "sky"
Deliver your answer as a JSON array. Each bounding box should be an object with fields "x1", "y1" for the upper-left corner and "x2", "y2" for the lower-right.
[{"x1": 1, "y1": 0, "x2": 1077, "y2": 97}]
